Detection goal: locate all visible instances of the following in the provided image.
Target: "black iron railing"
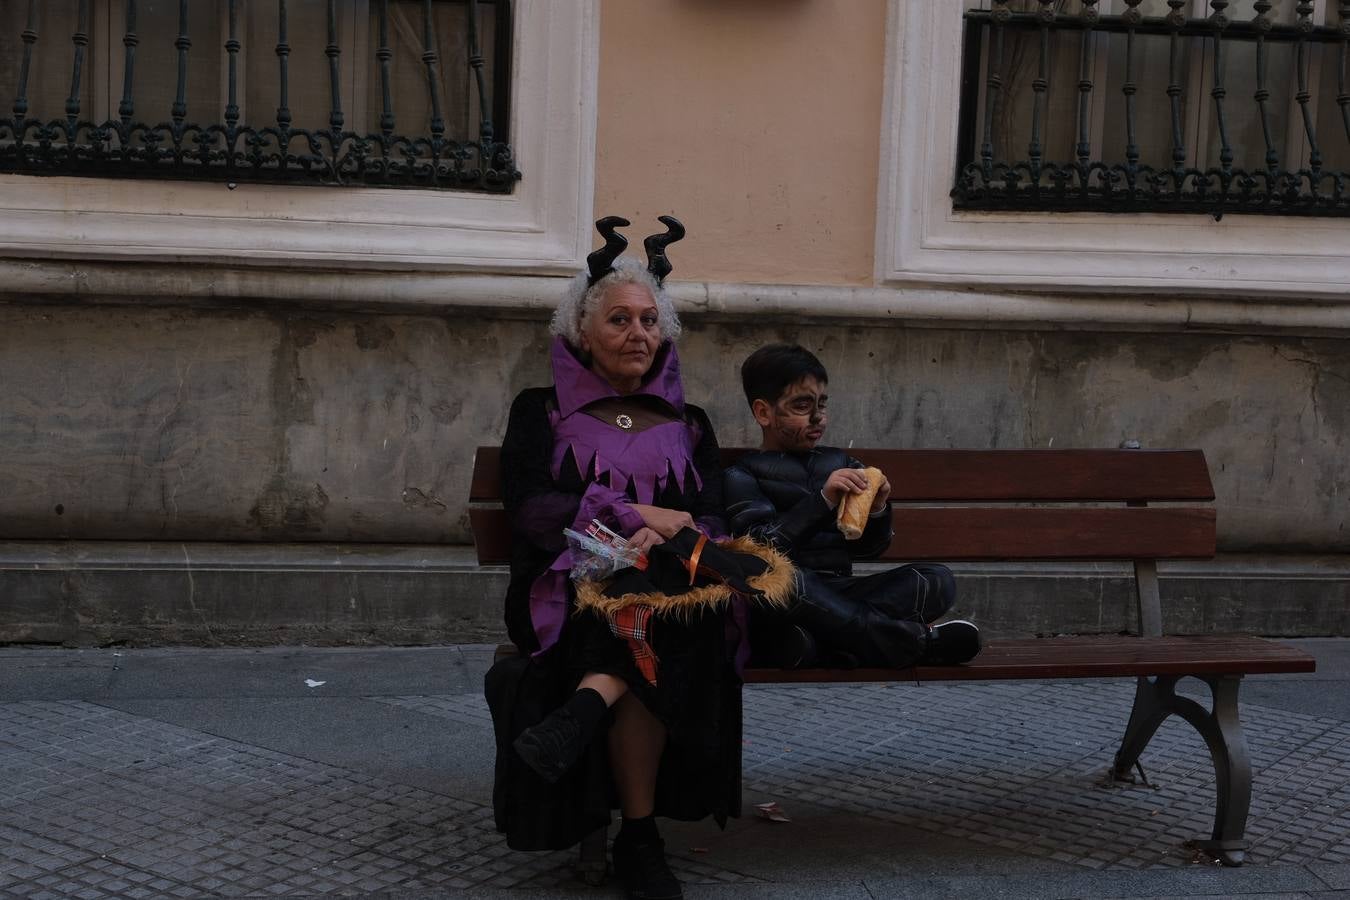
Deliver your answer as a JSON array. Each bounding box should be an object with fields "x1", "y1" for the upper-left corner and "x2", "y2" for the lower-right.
[
  {"x1": 954, "y1": 1, "x2": 1350, "y2": 218},
  {"x1": 1, "y1": 0, "x2": 519, "y2": 192}
]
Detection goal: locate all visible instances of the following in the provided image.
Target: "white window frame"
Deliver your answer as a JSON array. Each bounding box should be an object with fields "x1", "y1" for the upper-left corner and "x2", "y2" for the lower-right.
[
  {"x1": 877, "y1": 0, "x2": 1350, "y2": 300},
  {"x1": 0, "y1": 0, "x2": 598, "y2": 274}
]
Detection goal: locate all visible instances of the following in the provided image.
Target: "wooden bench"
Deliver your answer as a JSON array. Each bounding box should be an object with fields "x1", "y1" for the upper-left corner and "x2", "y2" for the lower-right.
[{"x1": 470, "y1": 445, "x2": 1316, "y2": 869}]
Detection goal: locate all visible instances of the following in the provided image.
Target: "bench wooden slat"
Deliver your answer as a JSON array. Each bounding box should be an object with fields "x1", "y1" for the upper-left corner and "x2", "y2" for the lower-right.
[
  {"x1": 742, "y1": 635, "x2": 1316, "y2": 683},
  {"x1": 471, "y1": 448, "x2": 501, "y2": 503},
  {"x1": 469, "y1": 508, "x2": 515, "y2": 565},
  {"x1": 473, "y1": 447, "x2": 1215, "y2": 504},
  {"x1": 893, "y1": 507, "x2": 1216, "y2": 560},
  {"x1": 831, "y1": 449, "x2": 1214, "y2": 502},
  {"x1": 467, "y1": 506, "x2": 1215, "y2": 565},
  {"x1": 493, "y1": 635, "x2": 1316, "y2": 682}
]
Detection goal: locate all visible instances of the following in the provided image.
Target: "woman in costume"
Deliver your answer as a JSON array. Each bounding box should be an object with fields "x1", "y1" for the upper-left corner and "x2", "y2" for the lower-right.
[{"x1": 486, "y1": 216, "x2": 744, "y2": 900}]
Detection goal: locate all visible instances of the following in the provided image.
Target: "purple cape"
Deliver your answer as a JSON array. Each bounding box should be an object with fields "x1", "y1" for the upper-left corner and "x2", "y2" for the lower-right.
[{"x1": 529, "y1": 338, "x2": 743, "y2": 668}]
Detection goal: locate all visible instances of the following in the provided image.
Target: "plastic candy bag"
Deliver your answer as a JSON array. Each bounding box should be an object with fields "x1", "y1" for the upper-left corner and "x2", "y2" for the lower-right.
[{"x1": 564, "y1": 519, "x2": 647, "y2": 581}]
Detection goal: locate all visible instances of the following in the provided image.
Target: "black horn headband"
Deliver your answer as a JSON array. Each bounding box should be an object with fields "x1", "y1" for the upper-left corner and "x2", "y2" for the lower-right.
[
  {"x1": 585, "y1": 216, "x2": 630, "y2": 287},
  {"x1": 643, "y1": 216, "x2": 685, "y2": 286},
  {"x1": 585, "y1": 215, "x2": 686, "y2": 288}
]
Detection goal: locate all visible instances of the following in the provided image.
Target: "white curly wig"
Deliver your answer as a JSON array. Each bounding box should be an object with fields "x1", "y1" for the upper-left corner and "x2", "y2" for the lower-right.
[{"x1": 550, "y1": 257, "x2": 682, "y2": 347}]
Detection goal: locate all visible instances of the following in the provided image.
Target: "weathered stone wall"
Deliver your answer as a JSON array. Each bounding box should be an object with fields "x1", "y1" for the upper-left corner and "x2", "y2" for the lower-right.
[{"x1": 2, "y1": 299, "x2": 1347, "y2": 552}]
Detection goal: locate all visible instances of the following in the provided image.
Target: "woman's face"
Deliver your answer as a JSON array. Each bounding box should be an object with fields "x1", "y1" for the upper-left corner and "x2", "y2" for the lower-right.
[{"x1": 579, "y1": 281, "x2": 662, "y2": 392}]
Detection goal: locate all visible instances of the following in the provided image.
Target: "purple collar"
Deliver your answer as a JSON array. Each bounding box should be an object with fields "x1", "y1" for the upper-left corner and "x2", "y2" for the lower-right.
[{"x1": 551, "y1": 336, "x2": 686, "y2": 419}]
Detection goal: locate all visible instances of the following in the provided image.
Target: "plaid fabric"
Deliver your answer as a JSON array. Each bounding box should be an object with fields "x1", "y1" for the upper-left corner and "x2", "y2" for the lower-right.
[{"x1": 607, "y1": 604, "x2": 658, "y2": 686}]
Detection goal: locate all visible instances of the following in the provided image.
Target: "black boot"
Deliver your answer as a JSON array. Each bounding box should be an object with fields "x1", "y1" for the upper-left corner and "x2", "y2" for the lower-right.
[
  {"x1": 922, "y1": 619, "x2": 982, "y2": 665},
  {"x1": 780, "y1": 624, "x2": 819, "y2": 668},
  {"x1": 512, "y1": 687, "x2": 607, "y2": 783},
  {"x1": 613, "y1": 817, "x2": 682, "y2": 900},
  {"x1": 748, "y1": 604, "x2": 821, "y2": 669}
]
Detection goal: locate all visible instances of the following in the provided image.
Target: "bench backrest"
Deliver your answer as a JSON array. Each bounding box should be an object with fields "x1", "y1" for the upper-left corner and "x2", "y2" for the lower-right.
[
  {"x1": 470, "y1": 447, "x2": 1215, "y2": 637},
  {"x1": 469, "y1": 447, "x2": 1216, "y2": 565}
]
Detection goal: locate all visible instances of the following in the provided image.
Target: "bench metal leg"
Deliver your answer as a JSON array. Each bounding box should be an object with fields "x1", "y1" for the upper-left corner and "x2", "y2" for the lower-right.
[
  {"x1": 1112, "y1": 674, "x2": 1251, "y2": 866},
  {"x1": 576, "y1": 822, "x2": 608, "y2": 885}
]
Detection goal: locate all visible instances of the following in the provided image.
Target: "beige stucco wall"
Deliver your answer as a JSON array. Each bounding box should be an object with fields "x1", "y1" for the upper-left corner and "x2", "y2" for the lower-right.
[{"x1": 594, "y1": 0, "x2": 887, "y2": 287}]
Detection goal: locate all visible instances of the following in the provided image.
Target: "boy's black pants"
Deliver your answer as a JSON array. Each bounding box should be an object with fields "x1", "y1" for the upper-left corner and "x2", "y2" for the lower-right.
[{"x1": 751, "y1": 563, "x2": 957, "y2": 669}]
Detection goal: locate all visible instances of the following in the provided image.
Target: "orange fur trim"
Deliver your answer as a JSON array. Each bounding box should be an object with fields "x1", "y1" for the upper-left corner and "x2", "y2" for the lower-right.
[{"x1": 574, "y1": 535, "x2": 794, "y2": 620}]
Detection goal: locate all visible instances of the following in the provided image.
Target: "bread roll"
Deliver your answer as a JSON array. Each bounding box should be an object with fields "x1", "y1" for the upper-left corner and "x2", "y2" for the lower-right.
[{"x1": 836, "y1": 467, "x2": 885, "y2": 540}]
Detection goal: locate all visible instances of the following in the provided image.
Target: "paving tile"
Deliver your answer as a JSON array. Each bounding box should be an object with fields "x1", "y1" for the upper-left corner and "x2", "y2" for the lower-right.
[
  {"x1": 5, "y1": 673, "x2": 1350, "y2": 896},
  {"x1": 736, "y1": 680, "x2": 1350, "y2": 872},
  {"x1": 1311, "y1": 863, "x2": 1350, "y2": 889},
  {"x1": 864, "y1": 866, "x2": 1323, "y2": 899}
]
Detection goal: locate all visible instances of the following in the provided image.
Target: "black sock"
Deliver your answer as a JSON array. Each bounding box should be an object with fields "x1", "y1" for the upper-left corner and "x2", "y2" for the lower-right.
[
  {"x1": 565, "y1": 687, "x2": 608, "y2": 736},
  {"x1": 617, "y1": 813, "x2": 659, "y2": 845}
]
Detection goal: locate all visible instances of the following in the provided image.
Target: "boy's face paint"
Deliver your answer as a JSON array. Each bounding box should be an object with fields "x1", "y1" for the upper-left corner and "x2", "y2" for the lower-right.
[{"x1": 754, "y1": 375, "x2": 829, "y2": 452}]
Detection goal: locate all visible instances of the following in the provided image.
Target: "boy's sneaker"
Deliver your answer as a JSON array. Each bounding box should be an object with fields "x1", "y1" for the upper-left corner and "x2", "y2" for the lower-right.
[
  {"x1": 612, "y1": 836, "x2": 682, "y2": 900},
  {"x1": 923, "y1": 620, "x2": 982, "y2": 665},
  {"x1": 512, "y1": 707, "x2": 587, "y2": 784}
]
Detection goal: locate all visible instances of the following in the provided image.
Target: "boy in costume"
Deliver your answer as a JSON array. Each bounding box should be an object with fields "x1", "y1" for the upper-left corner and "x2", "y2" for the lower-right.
[{"x1": 723, "y1": 343, "x2": 981, "y2": 668}]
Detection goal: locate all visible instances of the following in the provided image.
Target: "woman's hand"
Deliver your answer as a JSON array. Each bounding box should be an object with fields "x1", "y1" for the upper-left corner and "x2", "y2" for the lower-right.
[
  {"x1": 822, "y1": 468, "x2": 871, "y2": 509},
  {"x1": 627, "y1": 503, "x2": 695, "y2": 539},
  {"x1": 626, "y1": 526, "x2": 665, "y2": 555}
]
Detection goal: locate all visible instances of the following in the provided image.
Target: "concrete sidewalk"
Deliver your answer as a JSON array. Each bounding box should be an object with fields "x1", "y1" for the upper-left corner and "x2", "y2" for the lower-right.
[{"x1": 2, "y1": 641, "x2": 1348, "y2": 899}]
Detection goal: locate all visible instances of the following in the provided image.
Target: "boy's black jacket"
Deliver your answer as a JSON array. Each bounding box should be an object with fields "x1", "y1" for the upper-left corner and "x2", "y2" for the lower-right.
[{"x1": 723, "y1": 447, "x2": 893, "y2": 577}]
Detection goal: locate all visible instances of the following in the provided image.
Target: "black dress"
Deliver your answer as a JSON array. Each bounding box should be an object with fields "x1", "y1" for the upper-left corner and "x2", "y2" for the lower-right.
[{"x1": 485, "y1": 362, "x2": 743, "y2": 852}]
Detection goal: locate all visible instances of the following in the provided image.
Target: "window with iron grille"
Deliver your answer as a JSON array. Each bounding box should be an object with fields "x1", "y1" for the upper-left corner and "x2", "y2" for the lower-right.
[
  {"x1": 0, "y1": 0, "x2": 518, "y2": 192},
  {"x1": 954, "y1": 0, "x2": 1350, "y2": 217}
]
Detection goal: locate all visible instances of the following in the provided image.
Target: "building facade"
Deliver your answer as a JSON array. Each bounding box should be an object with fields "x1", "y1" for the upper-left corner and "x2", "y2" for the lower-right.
[{"x1": 2, "y1": 0, "x2": 1348, "y2": 643}]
